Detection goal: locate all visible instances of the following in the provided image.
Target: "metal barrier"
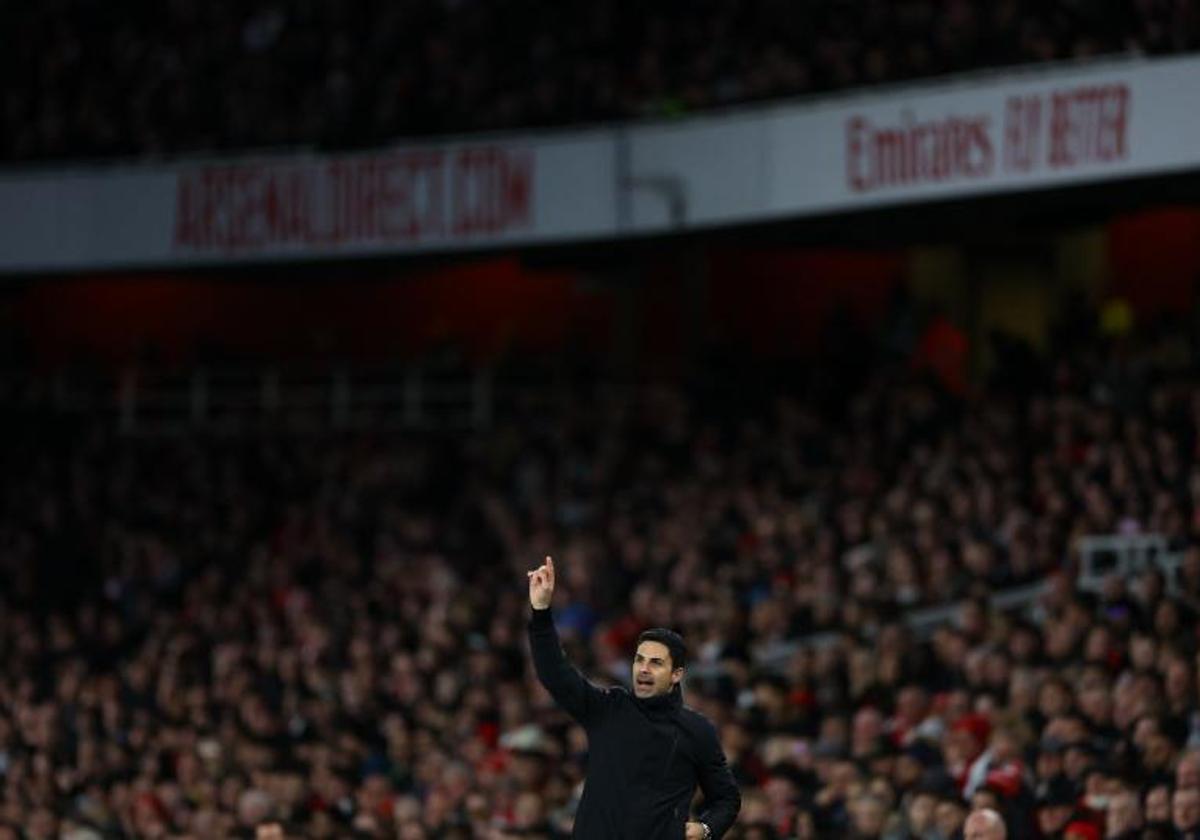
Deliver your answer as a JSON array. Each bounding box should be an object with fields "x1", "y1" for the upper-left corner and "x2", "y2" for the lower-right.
[
  {"x1": 36, "y1": 364, "x2": 513, "y2": 435},
  {"x1": 1076, "y1": 533, "x2": 1181, "y2": 593}
]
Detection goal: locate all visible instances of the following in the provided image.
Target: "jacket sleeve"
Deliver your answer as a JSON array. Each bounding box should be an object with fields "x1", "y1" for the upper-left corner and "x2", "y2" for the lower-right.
[
  {"x1": 696, "y1": 719, "x2": 741, "y2": 838},
  {"x1": 527, "y1": 607, "x2": 609, "y2": 727}
]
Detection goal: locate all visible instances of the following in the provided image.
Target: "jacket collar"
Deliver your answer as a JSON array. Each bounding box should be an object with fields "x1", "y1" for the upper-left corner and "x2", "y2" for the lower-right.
[{"x1": 634, "y1": 683, "x2": 683, "y2": 719}]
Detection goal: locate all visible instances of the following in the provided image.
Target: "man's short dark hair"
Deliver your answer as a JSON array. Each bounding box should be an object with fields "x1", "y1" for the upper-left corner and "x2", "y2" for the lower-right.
[{"x1": 638, "y1": 628, "x2": 687, "y2": 670}]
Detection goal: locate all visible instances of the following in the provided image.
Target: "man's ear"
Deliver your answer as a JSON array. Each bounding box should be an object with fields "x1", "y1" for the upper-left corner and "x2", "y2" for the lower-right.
[{"x1": 672, "y1": 668, "x2": 683, "y2": 686}]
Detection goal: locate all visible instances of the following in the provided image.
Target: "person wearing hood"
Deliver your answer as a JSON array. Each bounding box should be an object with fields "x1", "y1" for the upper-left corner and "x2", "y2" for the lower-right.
[{"x1": 526, "y1": 556, "x2": 741, "y2": 839}]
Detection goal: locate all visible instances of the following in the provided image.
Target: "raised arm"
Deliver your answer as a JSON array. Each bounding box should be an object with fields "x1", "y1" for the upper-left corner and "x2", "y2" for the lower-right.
[{"x1": 527, "y1": 556, "x2": 609, "y2": 727}]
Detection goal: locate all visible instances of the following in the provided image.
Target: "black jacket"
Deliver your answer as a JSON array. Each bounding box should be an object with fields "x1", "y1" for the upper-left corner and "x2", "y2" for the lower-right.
[{"x1": 529, "y1": 607, "x2": 741, "y2": 839}]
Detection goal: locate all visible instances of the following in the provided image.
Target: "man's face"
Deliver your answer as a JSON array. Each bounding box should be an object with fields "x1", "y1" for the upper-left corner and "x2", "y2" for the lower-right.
[
  {"x1": 1178, "y1": 753, "x2": 1200, "y2": 790},
  {"x1": 632, "y1": 641, "x2": 681, "y2": 698},
  {"x1": 1173, "y1": 788, "x2": 1200, "y2": 831},
  {"x1": 1145, "y1": 785, "x2": 1171, "y2": 822},
  {"x1": 1037, "y1": 804, "x2": 1072, "y2": 835},
  {"x1": 1106, "y1": 791, "x2": 1141, "y2": 836},
  {"x1": 852, "y1": 796, "x2": 886, "y2": 836},
  {"x1": 935, "y1": 801, "x2": 967, "y2": 839},
  {"x1": 908, "y1": 793, "x2": 936, "y2": 832},
  {"x1": 964, "y1": 810, "x2": 1003, "y2": 840}
]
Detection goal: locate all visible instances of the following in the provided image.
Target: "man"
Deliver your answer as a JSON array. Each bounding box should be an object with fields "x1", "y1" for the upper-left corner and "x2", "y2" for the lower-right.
[
  {"x1": 527, "y1": 556, "x2": 740, "y2": 839},
  {"x1": 934, "y1": 792, "x2": 968, "y2": 840},
  {"x1": 849, "y1": 793, "x2": 889, "y2": 839},
  {"x1": 1103, "y1": 787, "x2": 1141, "y2": 840},
  {"x1": 1035, "y1": 775, "x2": 1078, "y2": 839},
  {"x1": 1143, "y1": 783, "x2": 1173, "y2": 835},
  {"x1": 964, "y1": 808, "x2": 1006, "y2": 840},
  {"x1": 1179, "y1": 749, "x2": 1200, "y2": 792},
  {"x1": 1174, "y1": 786, "x2": 1200, "y2": 840},
  {"x1": 899, "y1": 787, "x2": 939, "y2": 840}
]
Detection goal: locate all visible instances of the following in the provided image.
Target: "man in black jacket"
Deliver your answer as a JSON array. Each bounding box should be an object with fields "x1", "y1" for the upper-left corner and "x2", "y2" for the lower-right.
[{"x1": 527, "y1": 556, "x2": 741, "y2": 839}]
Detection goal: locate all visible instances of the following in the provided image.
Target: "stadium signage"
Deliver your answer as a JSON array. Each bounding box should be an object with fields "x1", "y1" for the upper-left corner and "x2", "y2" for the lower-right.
[
  {"x1": 0, "y1": 55, "x2": 1197, "y2": 271},
  {"x1": 173, "y1": 146, "x2": 534, "y2": 252},
  {"x1": 846, "y1": 112, "x2": 996, "y2": 192},
  {"x1": 844, "y1": 83, "x2": 1130, "y2": 193}
]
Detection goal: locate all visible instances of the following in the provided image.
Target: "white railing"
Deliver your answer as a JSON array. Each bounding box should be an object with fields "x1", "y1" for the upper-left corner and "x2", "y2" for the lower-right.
[
  {"x1": 1076, "y1": 533, "x2": 1182, "y2": 593},
  {"x1": 42, "y1": 365, "x2": 517, "y2": 435}
]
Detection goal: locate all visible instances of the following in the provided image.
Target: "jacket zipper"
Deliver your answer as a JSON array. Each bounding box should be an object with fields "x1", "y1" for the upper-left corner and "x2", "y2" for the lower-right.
[{"x1": 663, "y1": 729, "x2": 680, "y2": 779}]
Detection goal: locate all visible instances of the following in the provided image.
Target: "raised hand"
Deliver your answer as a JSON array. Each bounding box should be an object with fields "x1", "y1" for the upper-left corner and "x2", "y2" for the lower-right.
[{"x1": 527, "y1": 555, "x2": 555, "y2": 610}]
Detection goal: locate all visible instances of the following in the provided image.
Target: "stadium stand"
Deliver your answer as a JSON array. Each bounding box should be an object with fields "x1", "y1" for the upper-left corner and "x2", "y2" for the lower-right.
[
  {"x1": 2, "y1": 316, "x2": 1200, "y2": 838},
  {"x1": 5, "y1": 2, "x2": 1200, "y2": 838},
  {"x1": 3, "y1": 0, "x2": 1199, "y2": 162}
]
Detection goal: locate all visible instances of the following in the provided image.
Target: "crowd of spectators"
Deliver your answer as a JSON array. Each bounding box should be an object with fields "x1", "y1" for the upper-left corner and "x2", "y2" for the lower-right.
[
  {"x1": 4, "y1": 0, "x2": 1200, "y2": 163},
  {"x1": 3, "y1": 318, "x2": 1200, "y2": 839}
]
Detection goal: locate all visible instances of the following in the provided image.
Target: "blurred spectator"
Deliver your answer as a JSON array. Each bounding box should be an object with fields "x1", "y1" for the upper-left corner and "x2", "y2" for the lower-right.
[
  {"x1": 1174, "y1": 787, "x2": 1200, "y2": 840},
  {"x1": 1143, "y1": 783, "x2": 1174, "y2": 836},
  {"x1": 964, "y1": 808, "x2": 1006, "y2": 840},
  {"x1": 3, "y1": 0, "x2": 1200, "y2": 162},
  {"x1": 1103, "y1": 787, "x2": 1140, "y2": 840},
  {"x1": 2, "y1": 321, "x2": 1200, "y2": 838}
]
